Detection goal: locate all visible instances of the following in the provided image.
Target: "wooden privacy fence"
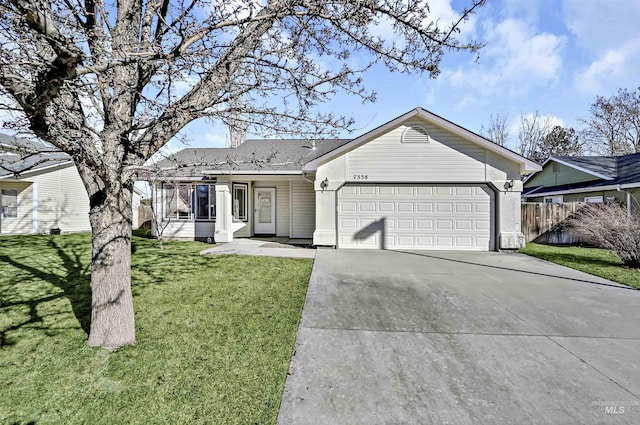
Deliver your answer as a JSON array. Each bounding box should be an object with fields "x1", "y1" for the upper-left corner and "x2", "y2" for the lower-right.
[{"x1": 521, "y1": 202, "x2": 586, "y2": 244}]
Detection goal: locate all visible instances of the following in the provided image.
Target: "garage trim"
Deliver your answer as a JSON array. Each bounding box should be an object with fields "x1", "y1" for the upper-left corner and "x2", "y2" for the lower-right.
[{"x1": 336, "y1": 182, "x2": 497, "y2": 251}]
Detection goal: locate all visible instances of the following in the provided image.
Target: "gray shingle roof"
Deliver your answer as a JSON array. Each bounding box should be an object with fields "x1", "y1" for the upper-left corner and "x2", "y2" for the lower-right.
[
  {"x1": 0, "y1": 134, "x2": 71, "y2": 178},
  {"x1": 523, "y1": 152, "x2": 640, "y2": 197},
  {"x1": 155, "y1": 138, "x2": 351, "y2": 176}
]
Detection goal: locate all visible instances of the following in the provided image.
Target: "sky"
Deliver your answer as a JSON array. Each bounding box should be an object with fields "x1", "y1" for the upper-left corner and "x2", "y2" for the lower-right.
[{"x1": 180, "y1": 0, "x2": 640, "y2": 153}]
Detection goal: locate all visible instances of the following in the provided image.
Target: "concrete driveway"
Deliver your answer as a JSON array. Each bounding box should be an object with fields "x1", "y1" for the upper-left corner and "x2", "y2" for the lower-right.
[{"x1": 278, "y1": 250, "x2": 640, "y2": 424}]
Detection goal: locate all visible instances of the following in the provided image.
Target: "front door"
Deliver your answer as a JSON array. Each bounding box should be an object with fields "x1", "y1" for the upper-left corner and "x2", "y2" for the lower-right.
[{"x1": 254, "y1": 188, "x2": 276, "y2": 234}]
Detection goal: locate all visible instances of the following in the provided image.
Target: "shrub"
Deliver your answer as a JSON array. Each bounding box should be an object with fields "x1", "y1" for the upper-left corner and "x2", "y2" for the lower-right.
[{"x1": 571, "y1": 203, "x2": 640, "y2": 268}]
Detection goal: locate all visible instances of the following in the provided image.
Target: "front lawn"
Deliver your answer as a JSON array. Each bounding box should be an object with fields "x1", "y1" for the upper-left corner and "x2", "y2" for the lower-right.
[
  {"x1": 521, "y1": 243, "x2": 640, "y2": 289},
  {"x1": 0, "y1": 233, "x2": 312, "y2": 424}
]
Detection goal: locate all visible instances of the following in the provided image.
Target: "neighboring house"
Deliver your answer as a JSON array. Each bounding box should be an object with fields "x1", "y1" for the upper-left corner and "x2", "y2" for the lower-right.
[
  {"x1": 0, "y1": 134, "x2": 142, "y2": 235},
  {"x1": 151, "y1": 107, "x2": 540, "y2": 251},
  {"x1": 522, "y1": 153, "x2": 640, "y2": 213}
]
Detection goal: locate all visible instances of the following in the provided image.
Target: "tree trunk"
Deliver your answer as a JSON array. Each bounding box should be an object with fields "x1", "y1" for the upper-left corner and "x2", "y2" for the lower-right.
[{"x1": 86, "y1": 184, "x2": 136, "y2": 350}]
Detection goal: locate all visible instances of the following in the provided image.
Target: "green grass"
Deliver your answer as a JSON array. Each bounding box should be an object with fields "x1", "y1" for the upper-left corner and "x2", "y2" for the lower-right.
[
  {"x1": 0, "y1": 233, "x2": 313, "y2": 424},
  {"x1": 521, "y1": 243, "x2": 640, "y2": 289}
]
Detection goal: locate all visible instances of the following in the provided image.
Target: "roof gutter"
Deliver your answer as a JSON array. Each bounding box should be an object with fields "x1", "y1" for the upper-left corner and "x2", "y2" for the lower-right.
[
  {"x1": 522, "y1": 182, "x2": 640, "y2": 198},
  {"x1": 199, "y1": 170, "x2": 303, "y2": 175},
  {"x1": 0, "y1": 160, "x2": 74, "y2": 179}
]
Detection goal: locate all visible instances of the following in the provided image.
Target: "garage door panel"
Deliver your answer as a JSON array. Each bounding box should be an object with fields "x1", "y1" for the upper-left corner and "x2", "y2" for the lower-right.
[
  {"x1": 338, "y1": 184, "x2": 494, "y2": 251},
  {"x1": 456, "y1": 186, "x2": 473, "y2": 196},
  {"x1": 416, "y1": 202, "x2": 433, "y2": 212},
  {"x1": 379, "y1": 202, "x2": 395, "y2": 212},
  {"x1": 341, "y1": 201, "x2": 357, "y2": 212},
  {"x1": 436, "y1": 202, "x2": 453, "y2": 213}
]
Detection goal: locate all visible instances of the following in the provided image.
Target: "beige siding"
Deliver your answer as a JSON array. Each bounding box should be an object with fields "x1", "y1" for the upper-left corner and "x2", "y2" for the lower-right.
[
  {"x1": 254, "y1": 181, "x2": 290, "y2": 237},
  {"x1": 525, "y1": 162, "x2": 598, "y2": 188},
  {"x1": 291, "y1": 179, "x2": 315, "y2": 238},
  {"x1": 162, "y1": 221, "x2": 195, "y2": 239},
  {"x1": 0, "y1": 181, "x2": 32, "y2": 234},
  {"x1": 347, "y1": 119, "x2": 487, "y2": 182},
  {"x1": 28, "y1": 163, "x2": 91, "y2": 233}
]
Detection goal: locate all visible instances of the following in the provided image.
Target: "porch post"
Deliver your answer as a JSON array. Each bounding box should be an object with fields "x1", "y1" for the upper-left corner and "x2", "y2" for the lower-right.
[{"x1": 214, "y1": 183, "x2": 233, "y2": 242}]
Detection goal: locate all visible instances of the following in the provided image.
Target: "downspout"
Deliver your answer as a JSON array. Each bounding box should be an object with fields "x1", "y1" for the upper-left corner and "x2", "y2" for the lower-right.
[{"x1": 617, "y1": 186, "x2": 632, "y2": 217}]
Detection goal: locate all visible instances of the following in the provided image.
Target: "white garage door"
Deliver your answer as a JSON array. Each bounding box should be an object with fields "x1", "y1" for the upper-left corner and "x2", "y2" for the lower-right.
[{"x1": 337, "y1": 184, "x2": 494, "y2": 250}]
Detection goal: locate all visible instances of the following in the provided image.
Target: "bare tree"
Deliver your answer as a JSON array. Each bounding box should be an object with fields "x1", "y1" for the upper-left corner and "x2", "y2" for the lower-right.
[
  {"x1": 580, "y1": 87, "x2": 640, "y2": 155},
  {"x1": 517, "y1": 112, "x2": 555, "y2": 162},
  {"x1": 0, "y1": 0, "x2": 485, "y2": 350},
  {"x1": 480, "y1": 112, "x2": 509, "y2": 146}
]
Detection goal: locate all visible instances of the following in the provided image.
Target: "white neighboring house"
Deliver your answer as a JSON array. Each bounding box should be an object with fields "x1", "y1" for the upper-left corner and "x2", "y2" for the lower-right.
[
  {"x1": 0, "y1": 135, "x2": 143, "y2": 235},
  {"x1": 151, "y1": 108, "x2": 541, "y2": 250}
]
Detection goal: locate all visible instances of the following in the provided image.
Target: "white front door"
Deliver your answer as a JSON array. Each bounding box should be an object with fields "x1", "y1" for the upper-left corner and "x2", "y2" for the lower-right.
[{"x1": 254, "y1": 188, "x2": 276, "y2": 234}]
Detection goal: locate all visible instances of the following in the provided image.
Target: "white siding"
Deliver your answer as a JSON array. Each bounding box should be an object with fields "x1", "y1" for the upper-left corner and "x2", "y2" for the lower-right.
[
  {"x1": 254, "y1": 181, "x2": 290, "y2": 237},
  {"x1": 291, "y1": 179, "x2": 315, "y2": 238},
  {"x1": 162, "y1": 221, "x2": 195, "y2": 239},
  {"x1": 0, "y1": 181, "x2": 32, "y2": 234},
  {"x1": 346, "y1": 119, "x2": 486, "y2": 182},
  {"x1": 27, "y1": 164, "x2": 91, "y2": 233}
]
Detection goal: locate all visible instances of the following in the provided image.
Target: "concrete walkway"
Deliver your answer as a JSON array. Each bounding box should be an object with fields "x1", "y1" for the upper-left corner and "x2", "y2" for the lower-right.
[
  {"x1": 200, "y1": 238, "x2": 316, "y2": 259},
  {"x1": 278, "y1": 249, "x2": 640, "y2": 424}
]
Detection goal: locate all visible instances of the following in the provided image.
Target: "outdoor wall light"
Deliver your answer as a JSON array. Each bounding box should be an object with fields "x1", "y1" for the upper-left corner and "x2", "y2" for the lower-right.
[
  {"x1": 320, "y1": 178, "x2": 329, "y2": 191},
  {"x1": 504, "y1": 180, "x2": 514, "y2": 190}
]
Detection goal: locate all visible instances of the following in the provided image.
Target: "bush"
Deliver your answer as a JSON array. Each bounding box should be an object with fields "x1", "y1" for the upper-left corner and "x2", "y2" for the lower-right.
[{"x1": 571, "y1": 203, "x2": 640, "y2": 268}]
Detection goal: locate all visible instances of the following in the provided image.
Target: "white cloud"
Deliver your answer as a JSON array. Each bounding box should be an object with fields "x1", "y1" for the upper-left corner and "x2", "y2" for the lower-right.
[
  {"x1": 439, "y1": 17, "x2": 566, "y2": 103},
  {"x1": 571, "y1": 40, "x2": 640, "y2": 95},
  {"x1": 562, "y1": 0, "x2": 640, "y2": 95},
  {"x1": 574, "y1": 48, "x2": 629, "y2": 94},
  {"x1": 562, "y1": 0, "x2": 640, "y2": 53}
]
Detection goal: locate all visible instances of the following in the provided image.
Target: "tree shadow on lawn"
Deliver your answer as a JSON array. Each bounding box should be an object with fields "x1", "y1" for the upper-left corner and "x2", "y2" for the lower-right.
[
  {"x1": 0, "y1": 237, "x2": 91, "y2": 347},
  {"x1": 0, "y1": 235, "x2": 217, "y2": 347}
]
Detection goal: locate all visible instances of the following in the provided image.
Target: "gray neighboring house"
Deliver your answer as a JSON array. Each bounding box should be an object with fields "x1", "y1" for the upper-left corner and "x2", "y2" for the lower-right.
[
  {"x1": 522, "y1": 152, "x2": 640, "y2": 212},
  {"x1": 151, "y1": 107, "x2": 540, "y2": 251},
  {"x1": 0, "y1": 134, "x2": 142, "y2": 235}
]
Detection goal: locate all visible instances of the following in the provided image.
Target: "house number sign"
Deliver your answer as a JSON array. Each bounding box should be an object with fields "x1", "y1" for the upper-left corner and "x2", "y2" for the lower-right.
[{"x1": 353, "y1": 174, "x2": 369, "y2": 180}]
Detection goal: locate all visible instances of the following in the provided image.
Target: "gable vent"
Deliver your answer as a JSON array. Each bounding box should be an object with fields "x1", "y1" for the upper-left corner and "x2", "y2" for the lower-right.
[{"x1": 401, "y1": 125, "x2": 430, "y2": 143}]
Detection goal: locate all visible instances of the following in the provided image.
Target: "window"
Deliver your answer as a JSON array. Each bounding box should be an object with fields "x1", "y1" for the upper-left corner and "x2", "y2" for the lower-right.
[
  {"x1": 196, "y1": 184, "x2": 216, "y2": 220},
  {"x1": 1, "y1": 189, "x2": 18, "y2": 218},
  {"x1": 163, "y1": 182, "x2": 216, "y2": 220},
  {"x1": 401, "y1": 125, "x2": 430, "y2": 143},
  {"x1": 233, "y1": 183, "x2": 248, "y2": 221},
  {"x1": 584, "y1": 196, "x2": 603, "y2": 204},
  {"x1": 543, "y1": 195, "x2": 563, "y2": 204}
]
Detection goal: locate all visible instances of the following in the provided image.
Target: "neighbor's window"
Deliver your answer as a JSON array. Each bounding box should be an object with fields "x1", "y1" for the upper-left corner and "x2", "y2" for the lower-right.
[
  {"x1": 584, "y1": 196, "x2": 603, "y2": 204},
  {"x1": 233, "y1": 183, "x2": 248, "y2": 221},
  {"x1": 543, "y1": 195, "x2": 563, "y2": 204},
  {"x1": 1, "y1": 188, "x2": 18, "y2": 218}
]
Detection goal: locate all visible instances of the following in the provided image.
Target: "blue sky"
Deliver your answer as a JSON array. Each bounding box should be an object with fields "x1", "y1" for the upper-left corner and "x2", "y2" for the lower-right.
[{"x1": 181, "y1": 0, "x2": 640, "y2": 152}]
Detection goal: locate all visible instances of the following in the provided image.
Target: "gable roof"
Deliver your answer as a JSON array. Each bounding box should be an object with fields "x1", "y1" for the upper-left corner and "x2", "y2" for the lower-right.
[
  {"x1": 303, "y1": 107, "x2": 541, "y2": 173},
  {"x1": 0, "y1": 134, "x2": 72, "y2": 179},
  {"x1": 522, "y1": 152, "x2": 640, "y2": 198},
  {"x1": 154, "y1": 138, "x2": 351, "y2": 176}
]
